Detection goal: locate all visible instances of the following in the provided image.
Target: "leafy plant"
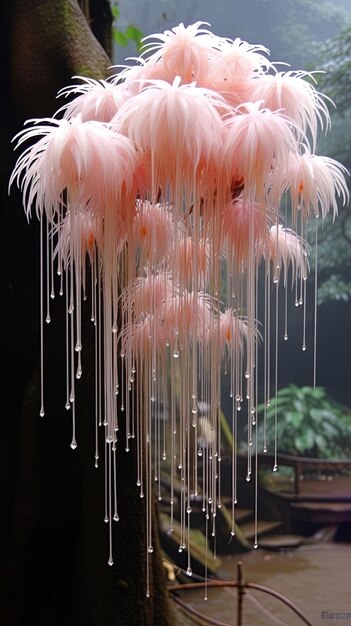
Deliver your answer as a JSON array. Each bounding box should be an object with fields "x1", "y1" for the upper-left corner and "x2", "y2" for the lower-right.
[
  {"x1": 111, "y1": 3, "x2": 143, "y2": 52},
  {"x1": 255, "y1": 385, "x2": 351, "y2": 458}
]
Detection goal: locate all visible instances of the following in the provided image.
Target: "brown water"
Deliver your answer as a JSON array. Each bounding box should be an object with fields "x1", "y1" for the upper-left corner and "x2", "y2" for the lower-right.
[{"x1": 176, "y1": 542, "x2": 351, "y2": 626}]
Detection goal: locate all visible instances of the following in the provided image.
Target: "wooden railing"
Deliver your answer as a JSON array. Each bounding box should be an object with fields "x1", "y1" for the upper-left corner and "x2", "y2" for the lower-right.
[{"x1": 238, "y1": 452, "x2": 351, "y2": 497}]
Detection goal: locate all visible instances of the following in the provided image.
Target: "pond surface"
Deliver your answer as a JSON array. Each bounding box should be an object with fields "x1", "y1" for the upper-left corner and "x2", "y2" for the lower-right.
[{"x1": 176, "y1": 542, "x2": 351, "y2": 626}]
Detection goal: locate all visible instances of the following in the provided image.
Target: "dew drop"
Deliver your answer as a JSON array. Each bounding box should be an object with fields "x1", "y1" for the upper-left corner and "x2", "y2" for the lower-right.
[
  {"x1": 108, "y1": 558, "x2": 114, "y2": 566},
  {"x1": 113, "y1": 515, "x2": 119, "y2": 522},
  {"x1": 104, "y1": 516, "x2": 109, "y2": 523},
  {"x1": 197, "y1": 449, "x2": 203, "y2": 457},
  {"x1": 192, "y1": 420, "x2": 197, "y2": 428},
  {"x1": 186, "y1": 567, "x2": 193, "y2": 577},
  {"x1": 246, "y1": 475, "x2": 251, "y2": 482},
  {"x1": 39, "y1": 409, "x2": 45, "y2": 418},
  {"x1": 254, "y1": 542, "x2": 258, "y2": 549},
  {"x1": 147, "y1": 545, "x2": 154, "y2": 554},
  {"x1": 284, "y1": 334, "x2": 288, "y2": 341},
  {"x1": 230, "y1": 530, "x2": 236, "y2": 537},
  {"x1": 186, "y1": 507, "x2": 192, "y2": 514},
  {"x1": 65, "y1": 402, "x2": 71, "y2": 410},
  {"x1": 70, "y1": 440, "x2": 77, "y2": 450},
  {"x1": 273, "y1": 464, "x2": 278, "y2": 472},
  {"x1": 173, "y1": 350, "x2": 179, "y2": 359}
]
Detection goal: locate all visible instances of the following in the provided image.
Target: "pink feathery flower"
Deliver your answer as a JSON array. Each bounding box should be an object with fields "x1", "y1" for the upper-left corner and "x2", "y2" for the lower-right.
[
  {"x1": 216, "y1": 308, "x2": 249, "y2": 358},
  {"x1": 10, "y1": 116, "x2": 140, "y2": 219},
  {"x1": 140, "y1": 21, "x2": 223, "y2": 84},
  {"x1": 220, "y1": 198, "x2": 271, "y2": 265},
  {"x1": 163, "y1": 291, "x2": 215, "y2": 347},
  {"x1": 189, "y1": 37, "x2": 272, "y2": 109},
  {"x1": 167, "y1": 236, "x2": 210, "y2": 289},
  {"x1": 57, "y1": 77, "x2": 134, "y2": 122},
  {"x1": 113, "y1": 76, "x2": 227, "y2": 192},
  {"x1": 260, "y1": 224, "x2": 309, "y2": 284},
  {"x1": 287, "y1": 147, "x2": 349, "y2": 220},
  {"x1": 55, "y1": 206, "x2": 104, "y2": 269},
  {"x1": 121, "y1": 272, "x2": 174, "y2": 320},
  {"x1": 119, "y1": 314, "x2": 167, "y2": 363},
  {"x1": 204, "y1": 38, "x2": 272, "y2": 104},
  {"x1": 129, "y1": 200, "x2": 175, "y2": 264},
  {"x1": 222, "y1": 101, "x2": 299, "y2": 207},
  {"x1": 248, "y1": 70, "x2": 331, "y2": 149}
]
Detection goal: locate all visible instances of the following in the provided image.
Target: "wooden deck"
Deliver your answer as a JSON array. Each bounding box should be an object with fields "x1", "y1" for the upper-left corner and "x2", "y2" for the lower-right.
[{"x1": 254, "y1": 453, "x2": 351, "y2": 526}]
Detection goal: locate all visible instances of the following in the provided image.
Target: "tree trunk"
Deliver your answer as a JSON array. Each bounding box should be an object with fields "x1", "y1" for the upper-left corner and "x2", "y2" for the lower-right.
[{"x1": 0, "y1": 2, "x2": 175, "y2": 624}]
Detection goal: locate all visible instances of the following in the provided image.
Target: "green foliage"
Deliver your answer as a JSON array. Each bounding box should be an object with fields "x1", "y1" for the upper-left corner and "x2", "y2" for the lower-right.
[
  {"x1": 316, "y1": 26, "x2": 351, "y2": 117},
  {"x1": 307, "y1": 214, "x2": 351, "y2": 305},
  {"x1": 255, "y1": 385, "x2": 351, "y2": 458},
  {"x1": 305, "y1": 26, "x2": 351, "y2": 305},
  {"x1": 111, "y1": 3, "x2": 143, "y2": 52}
]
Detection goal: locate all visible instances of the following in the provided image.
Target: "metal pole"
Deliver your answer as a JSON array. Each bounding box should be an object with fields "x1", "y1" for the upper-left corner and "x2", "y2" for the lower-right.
[{"x1": 237, "y1": 561, "x2": 244, "y2": 626}]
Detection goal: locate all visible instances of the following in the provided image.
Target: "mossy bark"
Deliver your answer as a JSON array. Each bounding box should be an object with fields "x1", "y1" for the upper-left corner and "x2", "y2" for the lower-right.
[{"x1": 0, "y1": 2, "x2": 176, "y2": 624}]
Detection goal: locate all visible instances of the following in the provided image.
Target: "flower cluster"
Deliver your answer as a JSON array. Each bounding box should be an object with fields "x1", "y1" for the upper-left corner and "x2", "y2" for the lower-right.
[{"x1": 10, "y1": 22, "x2": 349, "y2": 581}]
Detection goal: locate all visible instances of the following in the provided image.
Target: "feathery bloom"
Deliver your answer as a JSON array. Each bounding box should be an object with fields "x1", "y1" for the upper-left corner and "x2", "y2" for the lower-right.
[
  {"x1": 129, "y1": 200, "x2": 175, "y2": 265},
  {"x1": 216, "y1": 308, "x2": 249, "y2": 358},
  {"x1": 113, "y1": 76, "x2": 227, "y2": 192},
  {"x1": 204, "y1": 38, "x2": 272, "y2": 105},
  {"x1": 163, "y1": 291, "x2": 215, "y2": 347},
  {"x1": 260, "y1": 224, "x2": 309, "y2": 284},
  {"x1": 10, "y1": 116, "x2": 139, "y2": 218},
  {"x1": 220, "y1": 198, "x2": 271, "y2": 266},
  {"x1": 57, "y1": 77, "x2": 134, "y2": 122},
  {"x1": 55, "y1": 205, "x2": 104, "y2": 269},
  {"x1": 120, "y1": 314, "x2": 167, "y2": 362},
  {"x1": 167, "y1": 236, "x2": 211, "y2": 289},
  {"x1": 287, "y1": 147, "x2": 349, "y2": 220},
  {"x1": 222, "y1": 102, "x2": 299, "y2": 207},
  {"x1": 121, "y1": 272, "x2": 174, "y2": 320},
  {"x1": 248, "y1": 70, "x2": 331, "y2": 149},
  {"x1": 140, "y1": 21, "x2": 223, "y2": 84}
]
